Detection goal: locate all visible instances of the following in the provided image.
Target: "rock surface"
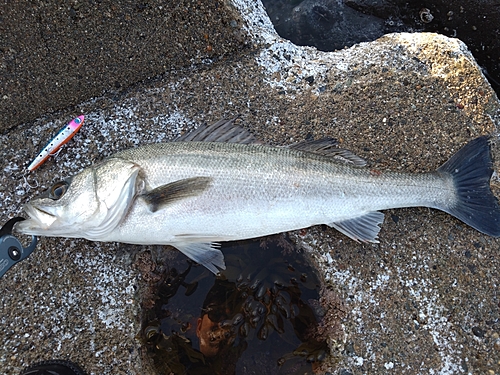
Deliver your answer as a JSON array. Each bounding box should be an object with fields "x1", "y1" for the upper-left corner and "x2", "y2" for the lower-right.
[
  {"x1": 0, "y1": 0, "x2": 499, "y2": 374},
  {"x1": 0, "y1": 0, "x2": 248, "y2": 131},
  {"x1": 262, "y1": 0, "x2": 500, "y2": 95}
]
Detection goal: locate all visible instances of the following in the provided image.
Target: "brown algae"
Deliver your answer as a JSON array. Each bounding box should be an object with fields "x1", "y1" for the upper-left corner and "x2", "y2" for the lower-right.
[{"x1": 139, "y1": 236, "x2": 330, "y2": 374}]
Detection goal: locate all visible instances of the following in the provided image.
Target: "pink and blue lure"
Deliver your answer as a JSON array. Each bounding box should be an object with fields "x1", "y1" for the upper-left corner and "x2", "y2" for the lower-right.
[{"x1": 28, "y1": 115, "x2": 85, "y2": 171}]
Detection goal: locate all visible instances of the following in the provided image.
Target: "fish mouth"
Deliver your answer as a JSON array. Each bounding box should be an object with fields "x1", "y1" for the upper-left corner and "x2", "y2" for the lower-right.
[{"x1": 16, "y1": 204, "x2": 58, "y2": 233}]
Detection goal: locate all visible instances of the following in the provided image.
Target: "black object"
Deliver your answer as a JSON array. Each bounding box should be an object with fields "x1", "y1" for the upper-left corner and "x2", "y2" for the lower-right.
[
  {"x1": 20, "y1": 360, "x2": 86, "y2": 375},
  {"x1": 0, "y1": 217, "x2": 37, "y2": 278}
]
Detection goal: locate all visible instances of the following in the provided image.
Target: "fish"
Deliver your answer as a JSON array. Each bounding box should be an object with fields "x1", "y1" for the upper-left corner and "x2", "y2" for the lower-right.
[
  {"x1": 28, "y1": 115, "x2": 85, "y2": 171},
  {"x1": 15, "y1": 119, "x2": 500, "y2": 273}
]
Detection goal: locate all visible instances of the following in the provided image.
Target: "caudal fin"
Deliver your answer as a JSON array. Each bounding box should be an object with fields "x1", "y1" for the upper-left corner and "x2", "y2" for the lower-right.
[{"x1": 437, "y1": 136, "x2": 500, "y2": 237}]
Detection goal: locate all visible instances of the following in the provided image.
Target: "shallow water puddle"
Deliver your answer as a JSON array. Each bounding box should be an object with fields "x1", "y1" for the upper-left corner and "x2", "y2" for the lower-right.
[{"x1": 139, "y1": 236, "x2": 329, "y2": 374}]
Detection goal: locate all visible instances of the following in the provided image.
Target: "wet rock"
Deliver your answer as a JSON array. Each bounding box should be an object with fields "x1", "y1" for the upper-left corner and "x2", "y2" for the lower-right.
[
  {"x1": 139, "y1": 238, "x2": 328, "y2": 374},
  {"x1": 262, "y1": 0, "x2": 389, "y2": 51},
  {"x1": 262, "y1": 0, "x2": 500, "y2": 94}
]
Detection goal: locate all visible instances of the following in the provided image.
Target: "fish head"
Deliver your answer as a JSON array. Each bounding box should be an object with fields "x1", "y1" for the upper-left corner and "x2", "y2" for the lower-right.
[{"x1": 17, "y1": 158, "x2": 142, "y2": 239}]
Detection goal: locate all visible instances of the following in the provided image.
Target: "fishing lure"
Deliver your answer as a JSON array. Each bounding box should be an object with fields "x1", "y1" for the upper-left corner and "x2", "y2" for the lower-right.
[{"x1": 27, "y1": 115, "x2": 84, "y2": 171}]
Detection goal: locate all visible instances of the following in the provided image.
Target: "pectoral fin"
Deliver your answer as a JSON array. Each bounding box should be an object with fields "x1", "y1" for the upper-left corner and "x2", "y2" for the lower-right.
[
  {"x1": 173, "y1": 242, "x2": 226, "y2": 274},
  {"x1": 141, "y1": 177, "x2": 212, "y2": 212},
  {"x1": 328, "y1": 211, "x2": 385, "y2": 243}
]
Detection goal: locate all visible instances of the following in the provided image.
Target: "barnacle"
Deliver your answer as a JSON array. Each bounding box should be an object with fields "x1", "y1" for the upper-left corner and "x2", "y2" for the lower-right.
[{"x1": 419, "y1": 8, "x2": 434, "y2": 23}]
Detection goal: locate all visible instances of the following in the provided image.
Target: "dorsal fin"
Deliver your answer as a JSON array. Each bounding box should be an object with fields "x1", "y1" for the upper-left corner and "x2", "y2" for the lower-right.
[
  {"x1": 176, "y1": 118, "x2": 260, "y2": 144},
  {"x1": 290, "y1": 138, "x2": 367, "y2": 166},
  {"x1": 176, "y1": 119, "x2": 365, "y2": 166}
]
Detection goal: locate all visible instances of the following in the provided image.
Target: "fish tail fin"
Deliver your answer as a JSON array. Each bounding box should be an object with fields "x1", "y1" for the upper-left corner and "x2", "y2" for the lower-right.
[{"x1": 437, "y1": 136, "x2": 500, "y2": 237}]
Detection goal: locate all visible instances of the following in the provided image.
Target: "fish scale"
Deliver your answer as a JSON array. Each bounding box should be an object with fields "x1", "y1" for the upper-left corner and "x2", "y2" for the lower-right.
[{"x1": 119, "y1": 141, "x2": 450, "y2": 212}]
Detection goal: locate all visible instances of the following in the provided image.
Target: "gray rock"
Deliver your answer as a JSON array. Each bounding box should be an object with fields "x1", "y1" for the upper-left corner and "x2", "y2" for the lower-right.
[
  {"x1": 0, "y1": 0, "x2": 248, "y2": 131},
  {"x1": 263, "y1": 0, "x2": 500, "y2": 93},
  {"x1": 261, "y1": 0, "x2": 390, "y2": 51}
]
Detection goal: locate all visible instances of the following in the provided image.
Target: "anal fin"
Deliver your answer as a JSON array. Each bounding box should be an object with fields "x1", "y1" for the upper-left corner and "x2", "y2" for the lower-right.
[
  {"x1": 328, "y1": 211, "x2": 385, "y2": 243},
  {"x1": 172, "y1": 242, "x2": 226, "y2": 274}
]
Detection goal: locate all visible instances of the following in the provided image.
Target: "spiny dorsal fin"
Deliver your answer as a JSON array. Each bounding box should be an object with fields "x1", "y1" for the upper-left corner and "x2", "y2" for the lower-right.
[
  {"x1": 141, "y1": 177, "x2": 212, "y2": 212},
  {"x1": 176, "y1": 118, "x2": 259, "y2": 144},
  {"x1": 290, "y1": 138, "x2": 367, "y2": 166},
  {"x1": 328, "y1": 211, "x2": 385, "y2": 243}
]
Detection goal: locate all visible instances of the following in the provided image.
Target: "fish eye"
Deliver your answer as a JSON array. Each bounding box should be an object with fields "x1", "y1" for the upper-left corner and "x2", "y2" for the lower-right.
[{"x1": 49, "y1": 181, "x2": 69, "y2": 200}]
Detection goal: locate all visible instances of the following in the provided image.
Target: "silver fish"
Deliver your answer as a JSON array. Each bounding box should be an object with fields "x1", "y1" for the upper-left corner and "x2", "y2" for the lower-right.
[{"x1": 16, "y1": 119, "x2": 500, "y2": 273}]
